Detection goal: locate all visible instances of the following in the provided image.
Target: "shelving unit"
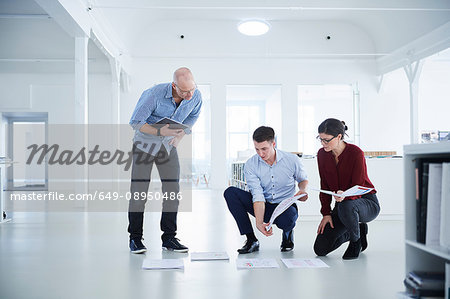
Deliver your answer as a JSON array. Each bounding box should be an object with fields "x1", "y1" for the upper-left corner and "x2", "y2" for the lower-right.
[
  {"x1": 230, "y1": 162, "x2": 248, "y2": 191},
  {"x1": 404, "y1": 143, "x2": 450, "y2": 276}
]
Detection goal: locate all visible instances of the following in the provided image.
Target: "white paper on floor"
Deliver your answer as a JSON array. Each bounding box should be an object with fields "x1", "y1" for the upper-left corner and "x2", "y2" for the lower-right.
[
  {"x1": 142, "y1": 258, "x2": 184, "y2": 270},
  {"x1": 190, "y1": 252, "x2": 230, "y2": 261},
  {"x1": 236, "y1": 258, "x2": 280, "y2": 269},
  {"x1": 281, "y1": 258, "x2": 329, "y2": 268}
]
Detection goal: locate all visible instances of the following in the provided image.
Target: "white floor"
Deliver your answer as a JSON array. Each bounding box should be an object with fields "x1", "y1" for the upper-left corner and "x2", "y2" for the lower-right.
[{"x1": 0, "y1": 189, "x2": 405, "y2": 299}]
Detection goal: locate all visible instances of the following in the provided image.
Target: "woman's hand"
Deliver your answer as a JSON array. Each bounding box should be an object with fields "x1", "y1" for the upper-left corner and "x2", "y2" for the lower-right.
[
  {"x1": 333, "y1": 190, "x2": 345, "y2": 202},
  {"x1": 317, "y1": 215, "x2": 334, "y2": 234}
]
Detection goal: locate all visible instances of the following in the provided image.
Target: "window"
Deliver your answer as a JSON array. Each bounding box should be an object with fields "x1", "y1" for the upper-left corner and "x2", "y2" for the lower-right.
[
  {"x1": 226, "y1": 85, "x2": 282, "y2": 162},
  {"x1": 191, "y1": 85, "x2": 211, "y2": 188},
  {"x1": 298, "y1": 84, "x2": 354, "y2": 155},
  {"x1": 5, "y1": 114, "x2": 48, "y2": 191}
]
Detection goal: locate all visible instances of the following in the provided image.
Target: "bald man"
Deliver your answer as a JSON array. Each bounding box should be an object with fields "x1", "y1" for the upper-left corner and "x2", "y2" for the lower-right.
[{"x1": 128, "y1": 67, "x2": 202, "y2": 253}]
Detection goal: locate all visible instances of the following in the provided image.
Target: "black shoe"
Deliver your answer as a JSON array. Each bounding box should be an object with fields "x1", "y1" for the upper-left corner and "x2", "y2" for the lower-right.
[
  {"x1": 130, "y1": 238, "x2": 147, "y2": 254},
  {"x1": 281, "y1": 230, "x2": 294, "y2": 252},
  {"x1": 237, "y1": 239, "x2": 260, "y2": 254},
  {"x1": 162, "y1": 237, "x2": 189, "y2": 253},
  {"x1": 342, "y1": 238, "x2": 362, "y2": 260},
  {"x1": 360, "y1": 223, "x2": 368, "y2": 252}
]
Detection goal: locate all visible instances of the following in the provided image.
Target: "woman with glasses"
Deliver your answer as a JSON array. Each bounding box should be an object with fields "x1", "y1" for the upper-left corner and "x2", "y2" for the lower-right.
[{"x1": 313, "y1": 118, "x2": 380, "y2": 259}]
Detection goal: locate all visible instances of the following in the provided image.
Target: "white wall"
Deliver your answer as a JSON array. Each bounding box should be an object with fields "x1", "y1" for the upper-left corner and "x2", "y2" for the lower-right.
[
  {"x1": 121, "y1": 57, "x2": 413, "y2": 189},
  {"x1": 0, "y1": 72, "x2": 113, "y2": 124}
]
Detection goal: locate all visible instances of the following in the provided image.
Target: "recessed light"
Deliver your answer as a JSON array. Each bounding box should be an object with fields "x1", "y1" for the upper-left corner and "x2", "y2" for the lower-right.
[{"x1": 237, "y1": 20, "x2": 270, "y2": 36}]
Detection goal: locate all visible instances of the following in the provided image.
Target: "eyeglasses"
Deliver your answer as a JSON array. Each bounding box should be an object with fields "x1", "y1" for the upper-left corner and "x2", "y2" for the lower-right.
[
  {"x1": 316, "y1": 135, "x2": 337, "y2": 144},
  {"x1": 175, "y1": 83, "x2": 197, "y2": 95}
]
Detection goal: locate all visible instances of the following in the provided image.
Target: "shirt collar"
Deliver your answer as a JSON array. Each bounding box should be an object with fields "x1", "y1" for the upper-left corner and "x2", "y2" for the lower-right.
[{"x1": 257, "y1": 149, "x2": 283, "y2": 165}]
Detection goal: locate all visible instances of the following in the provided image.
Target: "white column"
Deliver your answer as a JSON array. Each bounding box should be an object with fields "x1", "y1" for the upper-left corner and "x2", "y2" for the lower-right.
[
  {"x1": 74, "y1": 36, "x2": 89, "y2": 201},
  {"x1": 404, "y1": 60, "x2": 423, "y2": 144},
  {"x1": 110, "y1": 58, "x2": 121, "y2": 125},
  {"x1": 109, "y1": 58, "x2": 121, "y2": 193},
  {"x1": 281, "y1": 83, "x2": 298, "y2": 152},
  {"x1": 75, "y1": 36, "x2": 88, "y2": 124},
  {"x1": 352, "y1": 82, "x2": 361, "y2": 146},
  {"x1": 210, "y1": 82, "x2": 227, "y2": 190}
]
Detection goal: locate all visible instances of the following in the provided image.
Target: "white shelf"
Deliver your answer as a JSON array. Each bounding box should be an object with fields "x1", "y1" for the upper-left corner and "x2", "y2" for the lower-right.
[
  {"x1": 404, "y1": 142, "x2": 450, "y2": 155},
  {"x1": 403, "y1": 143, "x2": 450, "y2": 276},
  {"x1": 405, "y1": 240, "x2": 450, "y2": 261}
]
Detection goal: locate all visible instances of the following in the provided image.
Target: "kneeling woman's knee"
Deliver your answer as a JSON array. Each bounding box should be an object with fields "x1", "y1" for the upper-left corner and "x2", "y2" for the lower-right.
[
  {"x1": 336, "y1": 201, "x2": 357, "y2": 218},
  {"x1": 313, "y1": 236, "x2": 330, "y2": 256}
]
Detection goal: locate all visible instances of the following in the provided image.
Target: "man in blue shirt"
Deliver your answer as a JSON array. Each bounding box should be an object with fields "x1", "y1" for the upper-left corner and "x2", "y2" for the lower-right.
[
  {"x1": 128, "y1": 67, "x2": 202, "y2": 254},
  {"x1": 224, "y1": 126, "x2": 309, "y2": 253}
]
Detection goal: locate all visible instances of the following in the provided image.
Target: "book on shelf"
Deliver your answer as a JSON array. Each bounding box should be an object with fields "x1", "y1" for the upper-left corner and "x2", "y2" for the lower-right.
[
  {"x1": 445, "y1": 263, "x2": 449, "y2": 299},
  {"x1": 415, "y1": 159, "x2": 428, "y2": 244},
  {"x1": 425, "y1": 163, "x2": 443, "y2": 246},
  {"x1": 403, "y1": 271, "x2": 445, "y2": 298},
  {"x1": 414, "y1": 158, "x2": 450, "y2": 244},
  {"x1": 441, "y1": 163, "x2": 450, "y2": 251}
]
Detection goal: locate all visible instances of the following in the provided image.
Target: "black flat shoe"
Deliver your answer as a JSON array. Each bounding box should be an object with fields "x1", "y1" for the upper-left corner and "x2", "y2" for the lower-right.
[
  {"x1": 280, "y1": 230, "x2": 294, "y2": 252},
  {"x1": 360, "y1": 223, "x2": 368, "y2": 252},
  {"x1": 237, "y1": 239, "x2": 260, "y2": 254},
  {"x1": 343, "y1": 238, "x2": 362, "y2": 260}
]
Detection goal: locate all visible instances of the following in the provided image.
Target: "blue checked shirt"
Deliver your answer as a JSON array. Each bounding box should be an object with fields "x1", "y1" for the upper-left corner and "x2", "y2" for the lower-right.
[
  {"x1": 129, "y1": 83, "x2": 202, "y2": 155},
  {"x1": 244, "y1": 150, "x2": 308, "y2": 204}
]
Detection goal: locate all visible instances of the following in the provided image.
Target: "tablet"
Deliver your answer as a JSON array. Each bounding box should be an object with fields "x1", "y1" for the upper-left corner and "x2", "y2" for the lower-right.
[{"x1": 151, "y1": 117, "x2": 188, "y2": 130}]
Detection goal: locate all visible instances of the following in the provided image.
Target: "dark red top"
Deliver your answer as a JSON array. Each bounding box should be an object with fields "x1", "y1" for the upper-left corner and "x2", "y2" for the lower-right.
[{"x1": 317, "y1": 142, "x2": 376, "y2": 216}]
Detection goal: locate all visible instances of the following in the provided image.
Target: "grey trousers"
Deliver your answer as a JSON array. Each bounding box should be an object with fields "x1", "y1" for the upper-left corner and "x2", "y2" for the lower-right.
[
  {"x1": 127, "y1": 146, "x2": 180, "y2": 242},
  {"x1": 314, "y1": 193, "x2": 380, "y2": 256}
]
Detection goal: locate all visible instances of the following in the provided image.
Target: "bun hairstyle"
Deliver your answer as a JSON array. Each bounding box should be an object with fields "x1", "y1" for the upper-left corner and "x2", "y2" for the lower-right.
[
  {"x1": 341, "y1": 121, "x2": 349, "y2": 132},
  {"x1": 318, "y1": 118, "x2": 348, "y2": 140}
]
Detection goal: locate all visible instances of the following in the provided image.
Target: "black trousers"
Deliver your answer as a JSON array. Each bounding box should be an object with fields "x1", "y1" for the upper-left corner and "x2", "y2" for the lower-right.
[
  {"x1": 127, "y1": 146, "x2": 180, "y2": 242},
  {"x1": 314, "y1": 193, "x2": 380, "y2": 256}
]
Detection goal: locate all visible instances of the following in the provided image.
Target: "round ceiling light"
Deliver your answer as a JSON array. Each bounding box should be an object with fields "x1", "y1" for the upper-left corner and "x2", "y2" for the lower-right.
[{"x1": 237, "y1": 20, "x2": 270, "y2": 36}]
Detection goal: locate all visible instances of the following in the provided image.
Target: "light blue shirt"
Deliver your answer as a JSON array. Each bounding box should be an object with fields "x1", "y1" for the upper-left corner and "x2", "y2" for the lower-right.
[
  {"x1": 129, "y1": 83, "x2": 202, "y2": 155},
  {"x1": 244, "y1": 149, "x2": 308, "y2": 204}
]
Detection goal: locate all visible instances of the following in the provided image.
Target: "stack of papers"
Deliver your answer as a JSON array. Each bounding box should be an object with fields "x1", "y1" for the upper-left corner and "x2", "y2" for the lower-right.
[
  {"x1": 190, "y1": 252, "x2": 229, "y2": 261},
  {"x1": 281, "y1": 258, "x2": 329, "y2": 268},
  {"x1": 142, "y1": 259, "x2": 184, "y2": 270},
  {"x1": 236, "y1": 258, "x2": 279, "y2": 269}
]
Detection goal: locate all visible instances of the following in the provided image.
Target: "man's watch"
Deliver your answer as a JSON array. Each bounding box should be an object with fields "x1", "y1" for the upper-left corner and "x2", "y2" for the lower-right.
[{"x1": 157, "y1": 127, "x2": 161, "y2": 136}]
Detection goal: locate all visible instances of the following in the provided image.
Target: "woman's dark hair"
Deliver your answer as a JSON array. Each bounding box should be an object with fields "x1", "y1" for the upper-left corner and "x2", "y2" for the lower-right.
[
  {"x1": 253, "y1": 126, "x2": 275, "y2": 143},
  {"x1": 318, "y1": 118, "x2": 348, "y2": 139}
]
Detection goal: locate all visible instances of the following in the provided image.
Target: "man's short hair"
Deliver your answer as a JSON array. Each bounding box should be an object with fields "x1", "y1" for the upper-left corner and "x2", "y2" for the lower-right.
[{"x1": 253, "y1": 126, "x2": 275, "y2": 143}]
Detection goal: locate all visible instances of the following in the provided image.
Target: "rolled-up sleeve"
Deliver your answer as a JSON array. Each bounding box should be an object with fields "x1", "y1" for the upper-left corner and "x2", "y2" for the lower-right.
[
  {"x1": 244, "y1": 162, "x2": 265, "y2": 203},
  {"x1": 293, "y1": 156, "x2": 308, "y2": 183},
  {"x1": 129, "y1": 89, "x2": 156, "y2": 131}
]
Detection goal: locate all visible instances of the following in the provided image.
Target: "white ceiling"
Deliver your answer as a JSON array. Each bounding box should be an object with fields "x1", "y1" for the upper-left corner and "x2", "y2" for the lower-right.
[
  {"x1": 86, "y1": 0, "x2": 450, "y2": 56},
  {"x1": 0, "y1": 0, "x2": 110, "y2": 73},
  {"x1": 0, "y1": 0, "x2": 449, "y2": 72}
]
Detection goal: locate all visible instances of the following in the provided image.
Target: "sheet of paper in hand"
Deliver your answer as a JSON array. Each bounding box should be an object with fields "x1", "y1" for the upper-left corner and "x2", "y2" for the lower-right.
[
  {"x1": 310, "y1": 185, "x2": 373, "y2": 199},
  {"x1": 266, "y1": 194, "x2": 306, "y2": 231}
]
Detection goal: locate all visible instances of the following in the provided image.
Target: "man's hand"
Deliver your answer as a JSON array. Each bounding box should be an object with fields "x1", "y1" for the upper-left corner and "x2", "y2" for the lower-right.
[
  {"x1": 160, "y1": 124, "x2": 184, "y2": 137},
  {"x1": 256, "y1": 222, "x2": 273, "y2": 237},
  {"x1": 295, "y1": 189, "x2": 308, "y2": 201},
  {"x1": 333, "y1": 190, "x2": 345, "y2": 202},
  {"x1": 317, "y1": 215, "x2": 334, "y2": 234},
  {"x1": 168, "y1": 130, "x2": 185, "y2": 147}
]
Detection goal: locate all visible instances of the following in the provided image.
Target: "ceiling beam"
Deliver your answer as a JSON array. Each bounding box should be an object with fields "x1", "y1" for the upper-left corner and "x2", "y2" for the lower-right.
[{"x1": 90, "y1": 0, "x2": 450, "y2": 11}]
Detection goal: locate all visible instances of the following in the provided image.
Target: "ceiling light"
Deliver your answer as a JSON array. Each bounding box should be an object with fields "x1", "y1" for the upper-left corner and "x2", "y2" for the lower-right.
[{"x1": 237, "y1": 20, "x2": 270, "y2": 36}]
